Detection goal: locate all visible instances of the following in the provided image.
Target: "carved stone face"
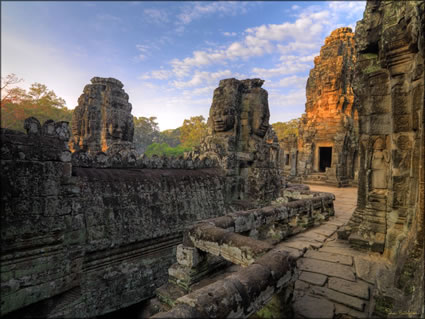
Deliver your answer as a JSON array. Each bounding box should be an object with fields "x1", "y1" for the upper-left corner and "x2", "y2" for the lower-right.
[
  {"x1": 252, "y1": 102, "x2": 270, "y2": 138},
  {"x1": 373, "y1": 138, "x2": 385, "y2": 150},
  {"x1": 108, "y1": 118, "x2": 124, "y2": 140},
  {"x1": 211, "y1": 106, "x2": 236, "y2": 132}
]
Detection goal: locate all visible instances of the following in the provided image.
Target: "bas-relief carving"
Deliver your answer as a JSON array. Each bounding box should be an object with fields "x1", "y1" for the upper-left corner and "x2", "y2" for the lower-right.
[
  {"x1": 342, "y1": 1, "x2": 424, "y2": 266},
  {"x1": 369, "y1": 137, "x2": 390, "y2": 192}
]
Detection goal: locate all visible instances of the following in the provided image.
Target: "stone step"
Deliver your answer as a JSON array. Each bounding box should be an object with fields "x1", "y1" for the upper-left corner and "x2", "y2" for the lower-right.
[
  {"x1": 292, "y1": 294, "x2": 335, "y2": 319},
  {"x1": 304, "y1": 250, "x2": 353, "y2": 266},
  {"x1": 328, "y1": 277, "x2": 370, "y2": 300},
  {"x1": 297, "y1": 257, "x2": 356, "y2": 281},
  {"x1": 311, "y1": 286, "x2": 366, "y2": 311},
  {"x1": 299, "y1": 271, "x2": 327, "y2": 286}
]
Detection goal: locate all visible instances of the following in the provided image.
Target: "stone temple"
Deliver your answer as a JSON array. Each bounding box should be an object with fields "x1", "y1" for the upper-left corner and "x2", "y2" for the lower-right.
[
  {"x1": 1, "y1": 1, "x2": 424, "y2": 318},
  {"x1": 69, "y1": 77, "x2": 134, "y2": 154},
  {"x1": 281, "y1": 27, "x2": 359, "y2": 187},
  {"x1": 196, "y1": 78, "x2": 283, "y2": 204}
]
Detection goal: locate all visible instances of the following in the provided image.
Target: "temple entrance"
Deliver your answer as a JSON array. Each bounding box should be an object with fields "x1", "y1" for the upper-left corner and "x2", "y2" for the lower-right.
[{"x1": 319, "y1": 147, "x2": 332, "y2": 172}]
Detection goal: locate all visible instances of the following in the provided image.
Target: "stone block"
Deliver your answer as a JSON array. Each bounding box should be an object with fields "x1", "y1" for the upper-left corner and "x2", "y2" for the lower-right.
[
  {"x1": 304, "y1": 250, "x2": 353, "y2": 266},
  {"x1": 292, "y1": 294, "x2": 335, "y2": 319},
  {"x1": 299, "y1": 271, "x2": 328, "y2": 286},
  {"x1": 328, "y1": 277, "x2": 369, "y2": 300},
  {"x1": 297, "y1": 258, "x2": 355, "y2": 281},
  {"x1": 176, "y1": 245, "x2": 203, "y2": 268},
  {"x1": 312, "y1": 286, "x2": 365, "y2": 311}
]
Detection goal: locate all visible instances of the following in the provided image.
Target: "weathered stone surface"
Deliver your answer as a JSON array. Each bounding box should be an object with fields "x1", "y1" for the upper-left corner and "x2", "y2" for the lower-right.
[
  {"x1": 334, "y1": 303, "x2": 368, "y2": 318},
  {"x1": 319, "y1": 245, "x2": 367, "y2": 258},
  {"x1": 304, "y1": 250, "x2": 353, "y2": 266},
  {"x1": 297, "y1": 258, "x2": 355, "y2": 281},
  {"x1": 69, "y1": 77, "x2": 134, "y2": 154},
  {"x1": 188, "y1": 224, "x2": 273, "y2": 266},
  {"x1": 279, "y1": 240, "x2": 315, "y2": 252},
  {"x1": 328, "y1": 277, "x2": 369, "y2": 300},
  {"x1": 342, "y1": 3, "x2": 425, "y2": 315},
  {"x1": 299, "y1": 271, "x2": 327, "y2": 286},
  {"x1": 344, "y1": 0, "x2": 424, "y2": 258},
  {"x1": 312, "y1": 286, "x2": 365, "y2": 311},
  {"x1": 292, "y1": 295, "x2": 334, "y2": 319},
  {"x1": 274, "y1": 245, "x2": 303, "y2": 260},
  {"x1": 353, "y1": 257, "x2": 385, "y2": 285},
  {"x1": 198, "y1": 78, "x2": 284, "y2": 203},
  {"x1": 0, "y1": 121, "x2": 229, "y2": 318},
  {"x1": 282, "y1": 27, "x2": 359, "y2": 187}
]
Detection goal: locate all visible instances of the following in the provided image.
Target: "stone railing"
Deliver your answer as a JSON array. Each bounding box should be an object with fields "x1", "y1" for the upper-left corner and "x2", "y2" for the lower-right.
[
  {"x1": 1, "y1": 117, "x2": 72, "y2": 163},
  {"x1": 153, "y1": 188, "x2": 335, "y2": 318}
]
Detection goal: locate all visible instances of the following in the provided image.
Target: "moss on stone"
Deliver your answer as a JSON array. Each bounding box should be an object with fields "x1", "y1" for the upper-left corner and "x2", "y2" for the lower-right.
[
  {"x1": 374, "y1": 295, "x2": 394, "y2": 317},
  {"x1": 361, "y1": 53, "x2": 378, "y2": 60}
]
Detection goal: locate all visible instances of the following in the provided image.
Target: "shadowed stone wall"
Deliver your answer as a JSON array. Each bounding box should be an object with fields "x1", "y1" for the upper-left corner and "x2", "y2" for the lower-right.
[
  {"x1": 339, "y1": 1, "x2": 424, "y2": 315},
  {"x1": 1, "y1": 118, "x2": 227, "y2": 318}
]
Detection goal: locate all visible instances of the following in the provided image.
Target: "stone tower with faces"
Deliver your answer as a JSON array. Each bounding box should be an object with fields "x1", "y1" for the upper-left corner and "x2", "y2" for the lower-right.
[{"x1": 199, "y1": 78, "x2": 283, "y2": 203}]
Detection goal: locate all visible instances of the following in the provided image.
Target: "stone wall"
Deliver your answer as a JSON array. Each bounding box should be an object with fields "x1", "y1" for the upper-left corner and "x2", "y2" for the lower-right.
[
  {"x1": 1, "y1": 118, "x2": 227, "y2": 318},
  {"x1": 340, "y1": 0, "x2": 424, "y2": 315}
]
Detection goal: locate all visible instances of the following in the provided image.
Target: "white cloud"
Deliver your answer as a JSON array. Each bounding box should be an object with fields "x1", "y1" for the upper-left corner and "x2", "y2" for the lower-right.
[
  {"x1": 173, "y1": 69, "x2": 245, "y2": 89},
  {"x1": 252, "y1": 60, "x2": 311, "y2": 78},
  {"x1": 223, "y1": 31, "x2": 237, "y2": 37},
  {"x1": 167, "y1": 7, "x2": 335, "y2": 78},
  {"x1": 144, "y1": 8, "x2": 169, "y2": 24},
  {"x1": 96, "y1": 13, "x2": 121, "y2": 22},
  {"x1": 277, "y1": 42, "x2": 320, "y2": 55},
  {"x1": 266, "y1": 75, "x2": 307, "y2": 88},
  {"x1": 140, "y1": 69, "x2": 173, "y2": 80},
  {"x1": 177, "y1": 2, "x2": 248, "y2": 25}
]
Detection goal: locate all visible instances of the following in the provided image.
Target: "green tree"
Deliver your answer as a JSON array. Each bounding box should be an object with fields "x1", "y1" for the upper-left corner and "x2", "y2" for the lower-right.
[
  {"x1": 1, "y1": 74, "x2": 72, "y2": 131},
  {"x1": 179, "y1": 115, "x2": 208, "y2": 148},
  {"x1": 133, "y1": 116, "x2": 160, "y2": 154},
  {"x1": 272, "y1": 118, "x2": 300, "y2": 141},
  {"x1": 144, "y1": 143, "x2": 191, "y2": 157},
  {"x1": 158, "y1": 128, "x2": 181, "y2": 147}
]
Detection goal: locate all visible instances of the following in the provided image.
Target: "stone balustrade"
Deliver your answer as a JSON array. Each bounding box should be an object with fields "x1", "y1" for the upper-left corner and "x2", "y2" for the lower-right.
[{"x1": 153, "y1": 187, "x2": 335, "y2": 318}]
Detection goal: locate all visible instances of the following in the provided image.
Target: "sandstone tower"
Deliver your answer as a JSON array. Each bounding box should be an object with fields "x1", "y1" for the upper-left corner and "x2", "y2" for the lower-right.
[
  {"x1": 69, "y1": 77, "x2": 134, "y2": 154},
  {"x1": 287, "y1": 27, "x2": 358, "y2": 187},
  {"x1": 198, "y1": 78, "x2": 283, "y2": 203}
]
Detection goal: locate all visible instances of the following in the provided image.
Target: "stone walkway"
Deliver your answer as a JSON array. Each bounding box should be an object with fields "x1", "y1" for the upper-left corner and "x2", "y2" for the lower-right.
[{"x1": 283, "y1": 185, "x2": 390, "y2": 319}]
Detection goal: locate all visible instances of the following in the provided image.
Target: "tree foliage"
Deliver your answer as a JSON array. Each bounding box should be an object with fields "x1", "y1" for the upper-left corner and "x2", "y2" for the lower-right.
[
  {"x1": 179, "y1": 115, "x2": 208, "y2": 148},
  {"x1": 144, "y1": 143, "x2": 191, "y2": 157},
  {"x1": 1, "y1": 74, "x2": 72, "y2": 131},
  {"x1": 133, "y1": 116, "x2": 160, "y2": 154},
  {"x1": 158, "y1": 128, "x2": 181, "y2": 147},
  {"x1": 272, "y1": 118, "x2": 300, "y2": 141}
]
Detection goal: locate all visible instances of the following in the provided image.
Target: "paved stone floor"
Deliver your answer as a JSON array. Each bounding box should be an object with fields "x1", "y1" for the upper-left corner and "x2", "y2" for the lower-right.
[{"x1": 286, "y1": 185, "x2": 391, "y2": 319}]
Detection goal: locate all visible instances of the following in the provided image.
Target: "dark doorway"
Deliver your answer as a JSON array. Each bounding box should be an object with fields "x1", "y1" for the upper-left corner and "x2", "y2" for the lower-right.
[
  {"x1": 285, "y1": 154, "x2": 290, "y2": 165},
  {"x1": 319, "y1": 147, "x2": 332, "y2": 172}
]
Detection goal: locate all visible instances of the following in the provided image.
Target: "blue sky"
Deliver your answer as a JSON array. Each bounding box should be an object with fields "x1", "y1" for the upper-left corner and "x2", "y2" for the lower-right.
[{"x1": 2, "y1": 1, "x2": 365, "y2": 130}]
